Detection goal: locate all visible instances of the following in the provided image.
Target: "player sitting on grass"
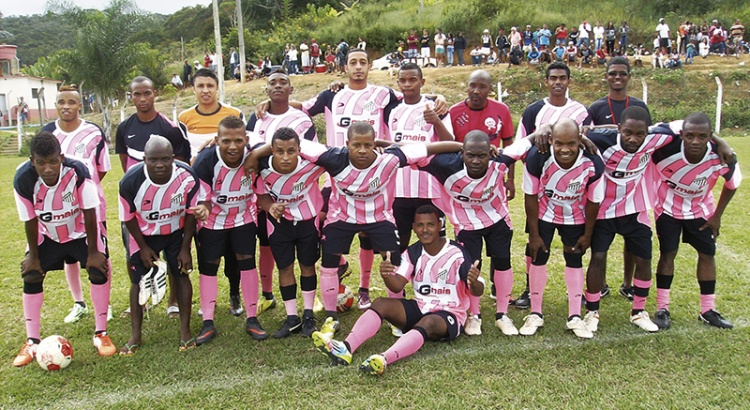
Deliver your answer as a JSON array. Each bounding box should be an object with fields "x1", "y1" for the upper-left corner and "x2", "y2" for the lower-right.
[
  {"x1": 649, "y1": 113, "x2": 741, "y2": 330},
  {"x1": 119, "y1": 136, "x2": 205, "y2": 353},
  {"x1": 522, "y1": 119, "x2": 604, "y2": 339},
  {"x1": 13, "y1": 132, "x2": 116, "y2": 367},
  {"x1": 312, "y1": 205, "x2": 483, "y2": 375}
]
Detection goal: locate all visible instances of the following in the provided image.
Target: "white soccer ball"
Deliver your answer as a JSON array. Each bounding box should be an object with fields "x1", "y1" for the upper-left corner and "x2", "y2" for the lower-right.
[
  {"x1": 36, "y1": 335, "x2": 74, "y2": 371},
  {"x1": 337, "y1": 284, "x2": 354, "y2": 313}
]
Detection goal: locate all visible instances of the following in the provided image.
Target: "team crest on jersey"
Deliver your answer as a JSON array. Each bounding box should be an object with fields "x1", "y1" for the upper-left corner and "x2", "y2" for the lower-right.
[
  {"x1": 62, "y1": 191, "x2": 75, "y2": 204},
  {"x1": 639, "y1": 153, "x2": 650, "y2": 165},
  {"x1": 437, "y1": 268, "x2": 449, "y2": 281},
  {"x1": 240, "y1": 176, "x2": 252, "y2": 188},
  {"x1": 484, "y1": 117, "x2": 498, "y2": 131},
  {"x1": 171, "y1": 193, "x2": 184, "y2": 205},
  {"x1": 363, "y1": 101, "x2": 376, "y2": 113},
  {"x1": 567, "y1": 181, "x2": 582, "y2": 192},
  {"x1": 692, "y1": 176, "x2": 707, "y2": 187},
  {"x1": 74, "y1": 143, "x2": 86, "y2": 156},
  {"x1": 292, "y1": 181, "x2": 304, "y2": 192},
  {"x1": 414, "y1": 116, "x2": 427, "y2": 129},
  {"x1": 369, "y1": 177, "x2": 381, "y2": 189}
]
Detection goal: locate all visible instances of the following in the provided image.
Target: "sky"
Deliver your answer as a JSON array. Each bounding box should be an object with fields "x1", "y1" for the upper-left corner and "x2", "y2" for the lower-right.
[{"x1": 2, "y1": 0, "x2": 212, "y2": 17}]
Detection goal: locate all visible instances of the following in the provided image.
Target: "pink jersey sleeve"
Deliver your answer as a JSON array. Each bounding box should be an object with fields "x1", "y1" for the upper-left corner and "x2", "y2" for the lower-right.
[
  {"x1": 299, "y1": 139, "x2": 329, "y2": 162},
  {"x1": 394, "y1": 249, "x2": 415, "y2": 281},
  {"x1": 724, "y1": 163, "x2": 742, "y2": 190},
  {"x1": 586, "y1": 176, "x2": 605, "y2": 203},
  {"x1": 14, "y1": 190, "x2": 35, "y2": 222},
  {"x1": 118, "y1": 194, "x2": 136, "y2": 222},
  {"x1": 398, "y1": 143, "x2": 429, "y2": 164},
  {"x1": 78, "y1": 179, "x2": 100, "y2": 210},
  {"x1": 522, "y1": 167, "x2": 542, "y2": 195},
  {"x1": 502, "y1": 138, "x2": 532, "y2": 160}
]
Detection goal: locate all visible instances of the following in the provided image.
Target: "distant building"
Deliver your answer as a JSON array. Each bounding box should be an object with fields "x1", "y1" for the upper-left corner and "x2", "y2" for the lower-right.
[{"x1": 0, "y1": 44, "x2": 61, "y2": 127}]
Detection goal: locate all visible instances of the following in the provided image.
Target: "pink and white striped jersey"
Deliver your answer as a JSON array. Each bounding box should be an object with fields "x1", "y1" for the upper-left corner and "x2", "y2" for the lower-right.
[
  {"x1": 193, "y1": 145, "x2": 257, "y2": 230},
  {"x1": 516, "y1": 98, "x2": 592, "y2": 139},
  {"x1": 523, "y1": 146, "x2": 605, "y2": 225},
  {"x1": 300, "y1": 140, "x2": 427, "y2": 225},
  {"x1": 651, "y1": 124, "x2": 742, "y2": 220},
  {"x1": 119, "y1": 161, "x2": 203, "y2": 236},
  {"x1": 396, "y1": 239, "x2": 474, "y2": 326},
  {"x1": 14, "y1": 158, "x2": 99, "y2": 244},
  {"x1": 256, "y1": 156, "x2": 325, "y2": 222},
  {"x1": 420, "y1": 139, "x2": 532, "y2": 231},
  {"x1": 588, "y1": 128, "x2": 674, "y2": 219},
  {"x1": 43, "y1": 120, "x2": 110, "y2": 222},
  {"x1": 246, "y1": 107, "x2": 317, "y2": 142},
  {"x1": 302, "y1": 84, "x2": 400, "y2": 147},
  {"x1": 384, "y1": 96, "x2": 453, "y2": 199}
]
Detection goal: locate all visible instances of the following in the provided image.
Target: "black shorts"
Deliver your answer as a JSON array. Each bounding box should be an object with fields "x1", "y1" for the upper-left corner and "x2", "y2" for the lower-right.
[
  {"x1": 656, "y1": 214, "x2": 716, "y2": 256},
  {"x1": 64, "y1": 221, "x2": 109, "y2": 264},
  {"x1": 529, "y1": 220, "x2": 585, "y2": 265},
  {"x1": 129, "y1": 230, "x2": 184, "y2": 284},
  {"x1": 322, "y1": 220, "x2": 399, "y2": 256},
  {"x1": 659, "y1": 38, "x2": 669, "y2": 49},
  {"x1": 400, "y1": 299, "x2": 461, "y2": 341},
  {"x1": 456, "y1": 218, "x2": 513, "y2": 263},
  {"x1": 37, "y1": 235, "x2": 108, "y2": 273},
  {"x1": 320, "y1": 186, "x2": 332, "y2": 215},
  {"x1": 267, "y1": 217, "x2": 320, "y2": 269},
  {"x1": 197, "y1": 223, "x2": 257, "y2": 263},
  {"x1": 393, "y1": 197, "x2": 446, "y2": 241},
  {"x1": 590, "y1": 211, "x2": 652, "y2": 259},
  {"x1": 257, "y1": 211, "x2": 270, "y2": 246}
]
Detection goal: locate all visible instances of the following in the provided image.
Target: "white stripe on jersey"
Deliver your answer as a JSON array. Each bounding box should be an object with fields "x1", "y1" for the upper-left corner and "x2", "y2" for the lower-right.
[
  {"x1": 199, "y1": 146, "x2": 257, "y2": 230},
  {"x1": 248, "y1": 108, "x2": 316, "y2": 142},
  {"x1": 516, "y1": 98, "x2": 590, "y2": 139},
  {"x1": 257, "y1": 158, "x2": 325, "y2": 222}
]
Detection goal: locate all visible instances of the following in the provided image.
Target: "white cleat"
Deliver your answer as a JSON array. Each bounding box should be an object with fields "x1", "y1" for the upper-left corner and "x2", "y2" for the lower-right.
[
  {"x1": 494, "y1": 314, "x2": 519, "y2": 336},
  {"x1": 519, "y1": 314, "x2": 544, "y2": 336},
  {"x1": 583, "y1": 310, "x2": 600, "y2": 332},
  {"x1": 64, "y1": 303, "x2": 88, "y2": 324},
  {"x1": 464, "y1": 314, "x2": 482, "y2": 336},
  {"x1": 566, "y1": 316, "x2": 594, "y2": 339},
  {"x1": 630, "y1": 311, "x2": 659, "y2": 333}
]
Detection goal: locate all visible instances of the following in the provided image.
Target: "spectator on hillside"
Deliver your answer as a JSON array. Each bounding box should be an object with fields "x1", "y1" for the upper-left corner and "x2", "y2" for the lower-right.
[
  {"x1": 730, "y1": 19, "x2": 745, "y2": 49},
  {"x1": 594, "y1": 21, "x2": 605, "y2": 50},
  {"x1": 407, "y1": 29, "x2": 419, "y2": 63},
  {"x1": 288, "y1": 43, "x2": 299, "y2": 75},
  {"x1": 310, "y1": 39, "x2": 321, "y2": 67},
  {"x1": 446, "y1": 33, "x2": 455, "y2": 66},
  {"x1": 596, "y1": 47, "x2": 607, "y2": 65},
  {"x1": 527, "y1": 45, "x2": 540, "y2": 65},
  {"x1": 434, "y1": 28, "x2": 446, "y2": 67},
  {"x1": 633, "y1": 44, "x2": 644, "y2": 67},
  {"x1": 578, "y1": 20, "x2": 592, "y2": 48},
  {"x1": 357, "y1": 37, "x2": 367, "y2": 51},
  {"x1": 496, "y1": 29, "x2": 509, "y2": 64},
  {"x1": 171, "y1": 73, "x2": 183, "y2": 89},
  {"x1": 508, "y1": 45, "x2": 523, "y2": 66},
  {"x1": 578, "y1": 44, "x2": 593, "y2": 68},
  {"x1": 471, "y1": 45, "x2": 483, "y2": 66},
  {"x1": 605, "y1": 21, "x2": 617, "y2": 55},
  {"x1": 656, "y1": 18, "x2": 671, "y2": 54},
  {"x1": 481, "y1": 29, "x2": 493, "y2": 60},
  {"x1": 553, "y1": 44, "x2": 567, "y2": 61},
  {"x1": 709, "y1": 25, "x2": 726, "y2": 56},
  {"x1": 18, "y1": 97, "x2": 29, "y2": 124},
  {"x1": 678, "y1": 21, "x2": 691, "y2": 54},
  {"x1": 555, "y1": 23, "x2": 568, "y2": 46},
  {"x1": 182, "y1": 60, "x2": 193, "y2": 87},
  {"x1": 699, "y1": 37, "x2": 710, "y2": 58},
  {"x1": 336, "y1": 39, "x2": 349, "y2": 73},
  {"x1": 568, "y1": 26, "x2": 579, "y2": 47},
  {"x1": 509, "y1": 27, "x2": 522, "y2": 55},
  {"x1": 194, "y1": 60, "x2": 202, "y2": 73},
  {"x1": 619, "y1": 21, "x2": 630, "y2": 54},
  {"x1": 522, "y1": 25, "x2": 534, "y2": 54},
  {"x1": 300, "y1": 41, "x2": 310, "y2": 73},
  {"x1": 566, "y1": 41, "x2": 578, "y2": 63},
  {"x1": 325, "y1": 46, "x2": 336, "y2": 73},
  {"x1": 540, "y1": 47, "x2": 552, "y2": 64},
  {"x1": 204, "y1": 51, "x2": 212, "y2": 68},
  {"x1": 210, "y1": 51, "x2": 219, "y2": 74},
  {"x1": 685, "y1": 41, "x2": 696, "y2": 64},
  {"x1": 420, "y1": 29, "x2": 432, "y2": 63},
  {"x1": 666, "y1": 51, "x2": 682, "y2": 68},
  {"x1": 455, "y1": 31, "x2": 467, "y2": 66},
  {"x1": 229, "y1": 47, "x2": 239, "y2": 78},
  {"x1": 538, "y1": 24, "x2": 552, "y2": 50}
]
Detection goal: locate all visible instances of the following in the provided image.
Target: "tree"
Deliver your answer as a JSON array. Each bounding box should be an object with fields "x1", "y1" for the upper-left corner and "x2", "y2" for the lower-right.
[{"x1": 49, "y1": 0, "x2": 149, "y2": 138}]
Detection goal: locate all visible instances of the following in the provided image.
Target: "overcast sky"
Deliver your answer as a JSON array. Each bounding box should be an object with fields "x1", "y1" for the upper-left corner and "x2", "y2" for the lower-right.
[{"x1": 2, "y1": 0, "x2": 212, "y2": 17}]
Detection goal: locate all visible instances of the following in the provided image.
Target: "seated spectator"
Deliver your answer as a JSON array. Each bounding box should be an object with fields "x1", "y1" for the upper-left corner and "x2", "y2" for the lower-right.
[
  {"x1": 470, "y1": 45, "x2": 483, "y2": 65},
  {"x1": 527, "y1": 45, "x2": 540, "y2": 65},
  {"x1": 539, "y1": 48, "x2": 552, "y2": 64},
  {"x1": 596, "y1": 47, "x2": 607, "y2": 65},
  {"x1": 508, "y1": 45, "x2": 523, "y2": 66},
  {"x1": 486, "y1": 50, "x2": 499, "y2": 64},
  {"x1": 665, "y1": 51, "x2": 682, "y2": 69},
  {"x1": 171, "y1": 73, "x2": 183, "y2": 89},
  {"x1": 566, "y1": 42, "x2": 577, "y2": 62},
  {"x1": 633, "y1": 44, "x2": 644, "y2": 67},
  {"x1": 577, "y1": 45, "x2": 592, "y2": 68},
  {"x1": 699, "y1": 37, "x2": 710, "y2": 58},
  {"x1": 709, "y1": 27, "x2": 726, "y2": 55},
  {"x1": 325, "y1": 47, "x2": 337, "y2": 73},
  {"x1": 553, "y1": 44, "x2": 566, "y2": 61}
]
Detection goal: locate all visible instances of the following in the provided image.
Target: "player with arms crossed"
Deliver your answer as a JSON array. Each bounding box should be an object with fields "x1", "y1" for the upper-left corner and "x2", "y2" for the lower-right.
[
  {"x1": 312, "y1": 205, "x2": 483, "y2": 376},
  {"x1": 649, "y1": 113, "x2": 740, "y2": 329},
  {"x1": 43, "y1": 84, "x2": 111, "y2": 324},
  {"x1": 13, "y1": 132, "x2": 116, "y2": 366},
  {"x1": 246, "y1": 71, "x2": 317, "y2": 316},
  {"x1": 522, "y1": 119, "x2": 604, "y2": 338},
  {"x1": 119, "y1": 136, "x2": 204, "y2": 353},
  {"x1": 192, "y1": 116, "x2": 269, "y2": 344}
]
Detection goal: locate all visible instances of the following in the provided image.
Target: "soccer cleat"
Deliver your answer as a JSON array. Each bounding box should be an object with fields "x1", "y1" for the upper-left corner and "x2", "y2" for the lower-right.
[
  {"x1": 494, "y1": 314, "x2": 519, "y2": 336},
  {"x1": 246, "y1": 317, "x2": 269, "y2": 340},
  {"x1": 64, "y1": 303, "x2": 88, "y2": 324},
  {"x1": 464, "y1": 314, "x2": 482, "y2": 336},
  {"x1": 619, "y1": 284, "x2": 635, "y2": 301},
  {"x1": 300, "y1": 316, "x2": 317, "y2": 337},
  {"x1": 630, "y1": 311, "x2": 659, "y2": 333},
  {"x1": 311, "y1": 331, "x2": 351, "y2": 365},
  {"x1": 514, "y1": 289, "x2": 531, "y2": 309},
  {"x1": 196, "y1": 322, "x2": 218, "y2": 346},
  {"x1": 600, "y1": 284, "x2": 611, "y2": 298},
  {"x1": 652, "y1": 309, "x2": 672, "y2": 330},
  {"x1": 312, "y1": 296, "x2": 325, "y2": 313},
  {"x1": 93, "y1": 332, "x2": 117, "y2": 357},
  {"x1": 391, "y1": 324, "x2": 403, "y2": 337},
  {"x1": 256, "y1": 297, "x2": 276, "y2": 316},
  {"x1": 138, "y1": 273, "x2": 152, "y2": 306},
  {"x1": 699, "y1": 309, "x2": 733, "y2": 329},
  {"x1": 357, "y1": 291, "x2": 372, "y2": 310},
  {"x1": 519, "y1": 313, "x2": 544, "y2": 336},
  {"x1": 229, "y1": 295, "x2": 245, "y2": 316},
  {"x1": 583, "y1": 310, "x2": 600, "y2": 332},
  {"x1": 566, "y1": 316, "x2": 594, "y2": 339},
  {"x1": 150, "y1": 260, "x2": 167, "y2": 306},
  {"x1": 272, "y1": 316, "x2": 302, "y2": 339},
  {"x1": 319, "y1": 316, "x2": 340, "y2": 338},
  {"x1": 359, "y1": 354, "x2": 387, "y2": 376},
  {"x1": 12, "y1": 340, "x2": 38, "y2": 367},
  {"x1": 337, "y1": 261, "x2": 352, "y2": 280}
]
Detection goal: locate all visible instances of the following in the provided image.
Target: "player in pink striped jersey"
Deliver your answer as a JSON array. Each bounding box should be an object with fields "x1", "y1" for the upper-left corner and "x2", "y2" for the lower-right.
[
  {"x1": 584, "y1": 107, "x2": 735, "y2": 333},
  {"x1": 513, "y1": 62, "x2": 592, "y2": 310},
  {"x1": 192, "y1": 116, "x2": 270, "y2": 344},
  {"x1": 522, "y1": 119, "x2": 604, "y2": 338},
  {"x1": 119, "y1": 136, "x2": 205, "y2": 352},
  {"x1": 312, "y1": 205, "x2": 483, "y2": 375},
  {"x1": 255, "y1": 128, "x2": 326, "y2": 338},
  {"x1": 13, "y1": 132, "x2": 116, "y2": 367},
  {"x1": 247, "y1": 72, "x2": 317, "y2": 316},
  {"x1": 418, "y1": 130, "x2": 535, "y2": 336},
  {"x1": 43, "y1": 84, "x2": 111, "y2": 324},
  {"x1": 649, "y1": 113, "x2": 740, "y2": 330}
]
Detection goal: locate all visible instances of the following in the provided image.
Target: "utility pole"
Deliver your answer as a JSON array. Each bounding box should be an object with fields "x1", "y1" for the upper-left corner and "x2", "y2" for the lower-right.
[
  {"x1": 212, "y1": 0, "x2": 225, "y2": 101},
  {"x1": 237, "y1": 0, "x2": 247, "y2": 84}
]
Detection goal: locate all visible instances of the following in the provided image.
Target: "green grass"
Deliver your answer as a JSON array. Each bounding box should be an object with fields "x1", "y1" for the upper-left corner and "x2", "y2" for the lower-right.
[{"x1": 1, "y1": 134, "x2": 749, "y2": 408}]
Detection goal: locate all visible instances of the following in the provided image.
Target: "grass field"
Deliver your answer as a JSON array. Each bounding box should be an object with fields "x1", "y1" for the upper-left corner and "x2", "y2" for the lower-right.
[{"x1": 0, "y1": 131, "x2": 748, "y2": 408}]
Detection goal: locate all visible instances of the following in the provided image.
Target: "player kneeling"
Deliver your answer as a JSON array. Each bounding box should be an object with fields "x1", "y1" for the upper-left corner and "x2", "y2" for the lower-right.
[
  {"x1": 312, "y1": 205, "x2": 483, "y2": 375},
  {"x1": 13, "y1": 132, "x2": 115, "y2": 366}
]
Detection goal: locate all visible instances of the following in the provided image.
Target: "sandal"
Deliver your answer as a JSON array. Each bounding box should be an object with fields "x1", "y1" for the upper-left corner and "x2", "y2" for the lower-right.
[
  {"x1": 119, "y1": 343, "x2": 139, "y2": 356},
  {"x1": 166, "y1": 305, "x2": 180, "y2": 319},
  {"x1": 179, "y1": 338, "x2": 196, "y2": 352}
]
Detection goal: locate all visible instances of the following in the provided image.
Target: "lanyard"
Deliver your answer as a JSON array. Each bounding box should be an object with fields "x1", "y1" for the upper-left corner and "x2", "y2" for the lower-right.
[{"x1": 607, "y1": 96, "x2": 629, "y2": 124}]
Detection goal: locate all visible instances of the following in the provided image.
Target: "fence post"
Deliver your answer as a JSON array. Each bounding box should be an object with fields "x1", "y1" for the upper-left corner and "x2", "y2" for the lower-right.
[
  {"x1": 715, "y1": 77, "x2": 722, "y2": 135},
  {"x1": 497, "y1": 82, "x2": 503, "y2": 103},
  {"x1": 641, "y1": 78, "x2": 648, "y2": 105}
]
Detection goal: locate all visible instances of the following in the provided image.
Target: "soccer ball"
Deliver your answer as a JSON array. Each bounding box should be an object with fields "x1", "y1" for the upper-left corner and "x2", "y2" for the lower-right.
[
  {"x1": 337, "y1": 284, "x2": 354, "y2": 313},
  {"x1": 36, "y1": 335, "x2": 74, "y2": 371}
]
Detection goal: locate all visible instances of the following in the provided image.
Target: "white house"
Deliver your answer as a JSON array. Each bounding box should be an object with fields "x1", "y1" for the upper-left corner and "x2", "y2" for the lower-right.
[{"x1": 0, "y1": 44, "x2": 61, "y2": 127}]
